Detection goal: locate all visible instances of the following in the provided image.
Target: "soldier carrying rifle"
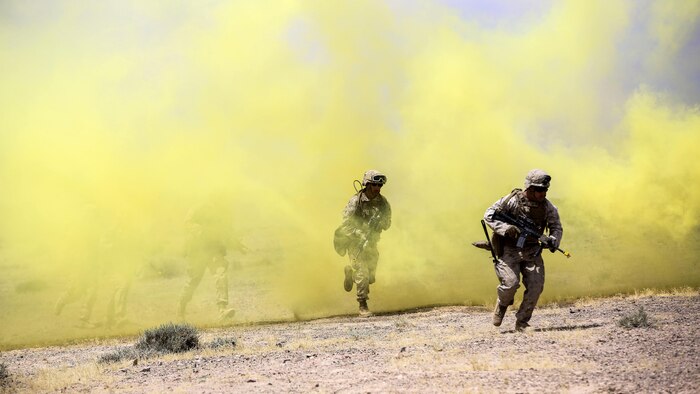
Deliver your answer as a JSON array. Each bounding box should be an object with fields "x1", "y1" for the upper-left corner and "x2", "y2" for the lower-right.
[
  {"x1": 334, "y1": 170, "x2": 392, "y2": 317},
  {"x1": 482, "y1": 169, "x2": 564, "y2": 331}
]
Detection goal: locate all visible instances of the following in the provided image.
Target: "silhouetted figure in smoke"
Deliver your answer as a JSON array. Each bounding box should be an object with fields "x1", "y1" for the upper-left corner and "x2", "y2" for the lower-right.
[
  {"x1": 484, "y1": 169, "x2": 563, "y2": 331},
  {"x1": 334, "y1": 170, "x2": 392, "y2": 317},
  {"x1": 178, "y1": 196, "x2": 247, "y2": 322},
  {"x1": 54, "y1": 209, "x2": 133, "y2": 329}
]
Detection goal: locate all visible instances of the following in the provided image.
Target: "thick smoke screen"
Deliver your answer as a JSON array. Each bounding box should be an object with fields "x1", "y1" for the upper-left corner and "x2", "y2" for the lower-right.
[{"x1": 0, "y1": 0, "x2": 698, "y2": 348}]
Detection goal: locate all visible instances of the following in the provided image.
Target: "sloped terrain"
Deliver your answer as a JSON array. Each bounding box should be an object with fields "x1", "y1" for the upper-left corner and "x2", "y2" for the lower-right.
[{"x1": 1, "y1": 293, "x2": 698, "y2": 393}]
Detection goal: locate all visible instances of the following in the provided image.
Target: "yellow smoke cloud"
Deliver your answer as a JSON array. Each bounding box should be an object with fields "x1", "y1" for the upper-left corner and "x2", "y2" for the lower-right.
[{"x1": 0, "y1": 0, "x2": 698, "y2": 348}]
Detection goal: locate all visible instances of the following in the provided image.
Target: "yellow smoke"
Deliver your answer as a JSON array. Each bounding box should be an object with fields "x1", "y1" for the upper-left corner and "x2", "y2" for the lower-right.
[{"x1": 0, "y1": 0, "x2": 698, "y2": 348}]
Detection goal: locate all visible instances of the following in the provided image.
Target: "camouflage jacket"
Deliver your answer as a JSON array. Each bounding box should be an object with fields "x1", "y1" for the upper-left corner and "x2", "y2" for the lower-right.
[
  {"x1": 339, "y1": 191, "x2": 392, "y2": 247},
  {"x1": 484, "y1": 189, "x2": 563, "y2": 249}
]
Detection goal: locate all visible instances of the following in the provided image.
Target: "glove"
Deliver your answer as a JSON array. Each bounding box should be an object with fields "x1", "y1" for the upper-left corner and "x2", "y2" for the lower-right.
[
  {"x1": 504, "y1": 225, "x2": 520, "y2": 238},
  {"x1": 543, "y1": 236, "x2": 557, "y2": 253},
  {"x1": 353, "y1": 228, "x2": 368, "y2": 239}
]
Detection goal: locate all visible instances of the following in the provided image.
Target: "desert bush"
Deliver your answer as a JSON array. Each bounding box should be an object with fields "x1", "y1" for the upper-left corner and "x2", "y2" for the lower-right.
[
  {"x1": 99, "y1": 323, "x2": 200, "y2": 363},
  {"x1": 98, "y1": 347, "x2": 154, "y2": 364},
  {"x1": 136, "y1": 323, "x2": 200, "y2": 353},
  {"x1": 618, "y1": 306, "x2": 651, "y2": 328},
  {"x1": 207, "y1": 336, "x2": 237, "y2": 349}
]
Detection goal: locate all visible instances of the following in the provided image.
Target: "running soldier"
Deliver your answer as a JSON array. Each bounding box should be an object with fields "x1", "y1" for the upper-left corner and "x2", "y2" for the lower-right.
[
  {"x1": 334, "y1": 170, "x2": 392, "y2": 316},
  {"x1": 484, "y1": 169, "x2": 563, "y2": 331}
]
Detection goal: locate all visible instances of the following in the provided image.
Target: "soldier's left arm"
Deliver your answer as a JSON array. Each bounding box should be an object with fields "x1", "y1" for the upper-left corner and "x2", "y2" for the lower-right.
[
  {"x1": 545, "y1": 201, "x2": 563, "y2": 247},
  {"x1": 379, "y1": 198, "x2": 392, "y2": 231}
]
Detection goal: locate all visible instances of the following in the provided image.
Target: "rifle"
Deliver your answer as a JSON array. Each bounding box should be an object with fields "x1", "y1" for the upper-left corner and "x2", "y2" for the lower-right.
[
  {"x1": 491, "y1": 210, "x2": 571, "y2": 258},
  {"x1": 478, "y1": 219, "x2": 498, "y2": 264}
]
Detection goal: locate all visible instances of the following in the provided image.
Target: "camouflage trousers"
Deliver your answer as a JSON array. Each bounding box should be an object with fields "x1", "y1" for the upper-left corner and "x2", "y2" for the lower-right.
[
  {"x1": 493, "y1": 246, "x2": 545, "y2": 325},
  {"x1": 179, "y1": 254, "x2": 229, "y2": 313},
  {"x1": 55, "y1": 272, "x2": 131, "y2": 327},
  {"x1": 347, "y1": 244, "x2": 379, "y2": 302}
]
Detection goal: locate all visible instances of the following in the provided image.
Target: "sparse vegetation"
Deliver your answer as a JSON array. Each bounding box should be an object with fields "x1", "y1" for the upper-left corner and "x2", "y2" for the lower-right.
[
  {"x1": 618, "y1": 306, "x2": 651, "y2": 328},
  {"x1": 99, "y1": 323, "x2": 200, "y2": 363},
  {"x1": 136, "y1": 323, "x2": 200, "y2": 353},
  {"x1": 7, "y1": 294, "x2": 700, "y2": 392},
  {"x1": 98, "y1": 346, "x2": 146, "y2": 364},
  {"x1": 207, "y1": 336, "x2": 237, "y2": 349}
]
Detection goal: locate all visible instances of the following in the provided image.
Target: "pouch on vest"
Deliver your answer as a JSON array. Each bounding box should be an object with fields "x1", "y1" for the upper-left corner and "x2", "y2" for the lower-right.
[{"x1": 333, "y1": 226, "x2": 351, "y2": 257}]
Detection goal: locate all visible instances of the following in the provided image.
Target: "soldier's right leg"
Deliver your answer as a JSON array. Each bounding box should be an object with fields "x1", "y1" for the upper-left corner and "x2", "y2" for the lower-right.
[
  {"x1": 77, "y1": 283, "x2": 99, "y2": 328},
  {"x1": 179, "y1": 262, "x2": 206, "y2": 319},
  {"x1": 211, "y1": 256, "x2": 235, "y2": 321},
  {"x1": 54, "y1": 285, "x2": 83, "y2": 316}
]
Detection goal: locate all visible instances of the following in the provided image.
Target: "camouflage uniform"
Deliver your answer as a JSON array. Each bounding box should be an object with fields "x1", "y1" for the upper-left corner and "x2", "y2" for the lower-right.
[
  {"x1": 484, "y1": 169, "x2": 563, "y2": 329},
  {"x1": 337, "y1": 170, "x2": 391, "y2": 312},
  {"x1": 179, "y1": 197, "x2": 244, "y2": 320}
]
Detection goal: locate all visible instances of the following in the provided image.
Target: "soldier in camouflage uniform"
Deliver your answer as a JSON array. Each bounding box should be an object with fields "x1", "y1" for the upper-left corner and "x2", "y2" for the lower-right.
[
  {"x1": 178, "y1": 196, "x2": 246, "y2": 322},
  {"x1": 335, "y1": 170, "x2": 392, "y2": 316},
  {"x1": 484, "y1": 169, "x2": 563, "y2": 331}
]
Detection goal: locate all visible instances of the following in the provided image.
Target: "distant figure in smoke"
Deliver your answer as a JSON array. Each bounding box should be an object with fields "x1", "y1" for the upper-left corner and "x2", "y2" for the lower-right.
[
  {"x1": 55, "y1": 212, "x2": 133, "y2": 329},
  {"x1": 484, "y1": 169, "x2": 563, "y2": 331},
  {"x1": 334, "y1": 170, "x2": 392, "y2": 316},
  {"x1": 178, "y1": 196, "x2": 247, "y2": 322}
]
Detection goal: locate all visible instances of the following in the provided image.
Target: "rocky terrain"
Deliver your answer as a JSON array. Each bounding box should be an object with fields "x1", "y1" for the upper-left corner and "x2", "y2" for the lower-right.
[{"x1": 1, "y1": 292, "x2": 698, "y2": 393}]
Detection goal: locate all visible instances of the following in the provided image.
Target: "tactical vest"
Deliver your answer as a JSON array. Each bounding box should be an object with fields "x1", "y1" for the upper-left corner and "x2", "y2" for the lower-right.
[
  {"x1": 515, "y1": 192, "x2": 547, "y2": 244},
  {"x1": 354, "y1": 192, "x2": 387, "y2": 221},
  {"x1": 499, "y1": 189, "x2": 548, "y2": 248}
]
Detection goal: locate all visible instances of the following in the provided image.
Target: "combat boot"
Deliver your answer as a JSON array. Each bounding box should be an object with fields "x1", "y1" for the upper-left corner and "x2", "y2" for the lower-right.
[
  {"x1": 515, "y1": 321, "x2": 530, "y2": 332},
  {"x1": 343, "y1": 265, "x2": 354, "y2": 292},
  {"x1": 219, "y1": 307, "x2": 236, "y2": 322},
  {"x1": 75, "y1": 318, "x2": 100, "y2": 329},
  {"x1": 358, "y1": 299, "x2": 372, "y2": 317},
  {"x1": 493, "y1": 303, "x2": 508, "y2": 326}
]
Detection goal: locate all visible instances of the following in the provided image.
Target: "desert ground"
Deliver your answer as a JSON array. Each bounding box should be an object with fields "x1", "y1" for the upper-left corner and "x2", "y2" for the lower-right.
[{"x1": 0, "y1": 290, "x2": 698, "y2": 393}]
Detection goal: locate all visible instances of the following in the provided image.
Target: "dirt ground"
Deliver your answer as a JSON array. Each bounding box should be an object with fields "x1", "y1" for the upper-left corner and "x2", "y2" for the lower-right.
[{"x1": 1, "y1": 292, "x2": 698, "y2": 393}]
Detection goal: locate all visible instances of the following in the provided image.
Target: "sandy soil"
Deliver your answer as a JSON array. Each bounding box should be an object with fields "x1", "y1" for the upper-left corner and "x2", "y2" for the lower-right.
[{"x1": 1, "y1": 293, "x2": 698, "y2": 393}]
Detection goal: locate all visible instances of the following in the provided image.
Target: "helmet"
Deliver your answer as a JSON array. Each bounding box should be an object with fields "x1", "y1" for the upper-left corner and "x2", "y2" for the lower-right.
[
  {"x1": 362, "y1": 170, "x2": 387, "y2": 186},
  {"x1": 524, "y1": 169, "x2": 551, "y2": 189}
]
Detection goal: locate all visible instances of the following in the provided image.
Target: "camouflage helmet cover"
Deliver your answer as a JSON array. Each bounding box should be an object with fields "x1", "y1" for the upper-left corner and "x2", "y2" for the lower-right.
[
  {"x1": 524, "y1": 169, "x2": 551, "y2": 189},
  {"x1": 362, "y1": 169, "x2": 387, "y2": 186}
]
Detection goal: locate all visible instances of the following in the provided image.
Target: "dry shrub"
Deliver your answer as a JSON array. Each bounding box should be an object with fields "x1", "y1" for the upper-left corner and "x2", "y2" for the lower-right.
[
  {"x1": 207, "y1": 336, "x2": 237, "y2": 349},
  {"x1": 136, "y1": 323, "x2": 200, "y2": 353},
  {"x1": 618, "y1": 306, "x2": 651, "y2": 329},
  {"x1": 99, "y1": 323, "x2": 200, "y2": 363}
]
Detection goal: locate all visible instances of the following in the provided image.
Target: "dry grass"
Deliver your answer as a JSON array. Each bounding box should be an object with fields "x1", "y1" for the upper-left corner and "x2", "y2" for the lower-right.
[
  {"x1": 391, "y1": 348, "x2": 592, "y2": 372},
  {"x1": 546, "y1": 287, "x2": 699, "y2": 309},
  {"x1": 23, "y1": 363, "x2": 111, "y2": 392},
  {"x1": 628, "y1": 286, "x2": 698, "y2": 298}
]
